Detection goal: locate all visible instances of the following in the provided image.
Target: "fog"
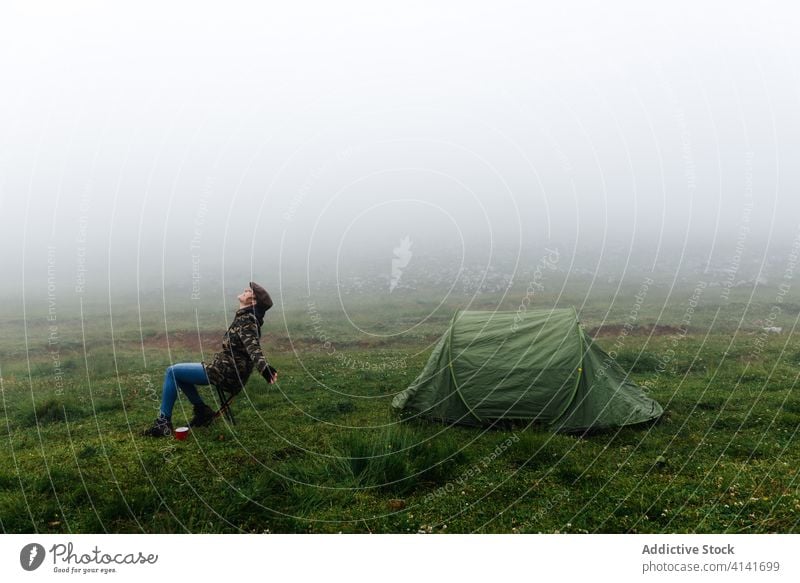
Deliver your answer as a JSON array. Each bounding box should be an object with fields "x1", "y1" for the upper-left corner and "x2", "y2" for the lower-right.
[{"x1": 1, "y1": 1, "x2": 799, "y2": 308}]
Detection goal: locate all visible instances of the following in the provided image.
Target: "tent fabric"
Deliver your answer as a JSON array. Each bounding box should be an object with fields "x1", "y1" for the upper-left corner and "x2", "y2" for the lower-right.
[{"x1": 392, "y1": 308, "x2": 663, "y2": 432}]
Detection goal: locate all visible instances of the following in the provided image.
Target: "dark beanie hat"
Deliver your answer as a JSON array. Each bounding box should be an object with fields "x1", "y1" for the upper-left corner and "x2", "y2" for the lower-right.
[{"x1": 249, "y1": 282, "x2": 273, "y2": 313}]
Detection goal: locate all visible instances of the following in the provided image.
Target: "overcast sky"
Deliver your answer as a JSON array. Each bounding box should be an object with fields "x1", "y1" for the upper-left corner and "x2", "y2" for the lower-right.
[{"x1": 1, "y1": 1, "x2": 799, "y2": 301}]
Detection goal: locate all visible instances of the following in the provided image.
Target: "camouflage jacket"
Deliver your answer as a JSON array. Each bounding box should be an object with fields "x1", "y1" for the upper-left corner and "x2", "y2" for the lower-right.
[{"x1": 203, "y1": 307, "x2": 270, "y2": 394}]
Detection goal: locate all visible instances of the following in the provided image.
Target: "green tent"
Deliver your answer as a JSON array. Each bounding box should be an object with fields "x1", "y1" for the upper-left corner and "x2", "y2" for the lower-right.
[{"x1": 392, "y1": 308, "x2": 663, "y2": 432}]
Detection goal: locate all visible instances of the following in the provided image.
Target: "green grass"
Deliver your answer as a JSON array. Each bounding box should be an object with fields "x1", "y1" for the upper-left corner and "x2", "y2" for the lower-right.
[{"x1": 1, "y1": 283, "x2": 800, "y2": 534}]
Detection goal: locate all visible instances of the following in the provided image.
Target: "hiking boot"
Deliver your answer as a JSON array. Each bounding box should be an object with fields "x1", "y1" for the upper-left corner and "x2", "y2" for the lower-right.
[
  {"x1": 189, "y1": 403, "x2": 215, "y2": 428},
  {"x1": 142, "y1": 415, "x2": 173, "y2": 438}
]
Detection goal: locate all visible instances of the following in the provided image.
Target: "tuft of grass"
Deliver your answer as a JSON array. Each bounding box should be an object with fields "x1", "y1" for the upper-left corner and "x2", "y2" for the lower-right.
[
  {"x1": 21, "y1": 398, "x2": 82, "y2": 427},
  {"x1": 505, "y1": 432, "x2": 569, "y2": 470},
  {"x1": 0, "y1": 472, "x2": 18, "y2": 490},
  {"x1": 19, "y1": 397, "x2": 125, "y2": 428},
  {"x1": 726, "y1": 440, "x2": 769, "y2": 460},
  {"x1": 312, "y1": 400, "x2": 356, "y2": 420},
  {"x1": 333, "y1": 425, "x2": 467, "y2": 495},
  {"x1": 613, "y1": 351, "x2": 661, "y2": 374}
]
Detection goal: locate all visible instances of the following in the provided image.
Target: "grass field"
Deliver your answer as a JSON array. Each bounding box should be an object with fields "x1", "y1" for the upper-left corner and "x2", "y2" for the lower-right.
[{"x1": 1, "y1": 279, "x2": 800, "y2": 534}]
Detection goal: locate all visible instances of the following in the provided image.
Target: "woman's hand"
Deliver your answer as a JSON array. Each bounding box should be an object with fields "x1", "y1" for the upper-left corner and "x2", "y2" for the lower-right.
[{"x1": 263, "y1": 364, "x2": 278, "y2": 384}]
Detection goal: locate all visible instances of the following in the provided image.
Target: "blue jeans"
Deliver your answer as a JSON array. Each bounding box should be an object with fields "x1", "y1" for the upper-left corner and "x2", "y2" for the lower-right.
[{"x1": 159, "y1": 363, "x2": 210, "y2": 418}]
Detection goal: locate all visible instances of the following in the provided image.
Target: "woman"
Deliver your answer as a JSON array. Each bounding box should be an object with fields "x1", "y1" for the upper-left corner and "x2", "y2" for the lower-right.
[{"x1": 142, "y1": 281, "x2": 278, "y2": 437}]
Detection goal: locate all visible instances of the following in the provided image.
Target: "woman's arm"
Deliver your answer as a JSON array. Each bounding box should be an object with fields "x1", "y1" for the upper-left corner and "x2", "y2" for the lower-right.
[{"x1": 238, "y1": 316, "x2": 276, "y2": 382}]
